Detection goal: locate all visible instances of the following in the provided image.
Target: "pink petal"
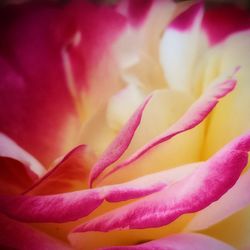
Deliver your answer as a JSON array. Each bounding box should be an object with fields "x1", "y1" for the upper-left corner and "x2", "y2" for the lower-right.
[
  {"x1": 73, "y1": 131, "x2": 250, "y2": 232},
  {"x1": 0, "y1": 213, "x2": 71, "y2": 250},
  {"x1": 202, "y1": 5, "x2": 250, "y2": 46},
  {"x1": 186, "y1": 169, "x2": 250, "y2": 231},
  {"x1": 0, "y1": 157, "x2": 37, "y2": 195},
  {"x1": 89, "y1": 95, "x2": 152, "y2": 187},
  {"x1": 0, "y1": 1, "x2": 126, "y2": 165},
  {"x1": 101, "y1": 70, "x2": 238, "y2": 182},
  {"x1": 0, "y1": 161, "x2": 199, "y2": 223},
  {"x1": 100, "y1": 233, "x2": 235, "y2": 250},
  {"x1": 0, "y1": 133, "x2": 45, "y2": 177},
  {"x1": 24, "y1": 145, "x2": 95, "y2": 195}
]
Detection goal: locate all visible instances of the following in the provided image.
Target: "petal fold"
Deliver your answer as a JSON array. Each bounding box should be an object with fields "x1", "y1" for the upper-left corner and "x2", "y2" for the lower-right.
[
  {"x1": 25, "y1": 145, "x2": 95, "y2": 195},
  {"x1": 0, "y1": 133, "x2": 45, "y2": 177},
  {"x1": 89, "y1": 95, "x2": 152, "y2": 187},
  {"x1": 73, "y1": 131, "x2": 250, "y2": 232},
  {"x1": 0, "y1": 161, "x2": 199, "y2": 222},
  {"x1": 101, "y1": 70, "x2": 238, "y2": 182},
  {"x1": 185, "y1": 169, "x2": 250, "y2": 231}
]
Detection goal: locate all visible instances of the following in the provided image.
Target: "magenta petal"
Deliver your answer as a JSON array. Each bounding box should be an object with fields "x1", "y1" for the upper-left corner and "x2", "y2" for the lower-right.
[
  {"x1": 170, "y1": 2, "x2": 203, "y2": 31},
  {"x1": 73, "y1": 132, "x2": 250, "y2": 232},
  {"x1": 100, "y1": 233, "x2": 235, "y2": 250},
  {"x1": 102, "y1": 70, "x2": 238, "y2": 181},
  {"x1": 0, "y1": 1, "x2": 126, "y2": 165},
  {"x1": 24, "y1": 145, "x2": 95, "y2": 195},
  {"x1": 0, "y1": 157, "x2": 38, "y2": 195},
  {"x1": 202, "y1": 5, "x2": 250, "y2": 46},
  {"x1": 186, "y1": 169, "x2": 250, "y2": 231},
  {"x1": 0, "y1": 133, "x2": 45, "y2": 177},
  {"x1": 0, "y1": 189, "x2": 103, "y2": 223},
  {"x1": 0, "y1": 213, "x2": 71, "y2": 250},
  {"x1": 89, "y1": 95, "x2": 152, "y2": 187},
  {"x1": 0, "y1": 160, "x2": 200, "y2": 222}
]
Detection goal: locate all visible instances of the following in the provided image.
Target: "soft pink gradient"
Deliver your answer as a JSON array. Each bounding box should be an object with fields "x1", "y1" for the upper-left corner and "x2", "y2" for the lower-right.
[
  {"x1": 73, "y1": 132, "x2": 250, "y2": 232},
  {"x1": 100, "y1": 70, "x2": 237, "y2": 182},
  {"x1": 186, "y1": 169, "x2": 250, "y2": 231},
  {"x1": 89, "y1": 95, "x2": 152, "y2": 187},
  {"x1": 0, "y1": 1, "x2": 126, "y2": 166}
]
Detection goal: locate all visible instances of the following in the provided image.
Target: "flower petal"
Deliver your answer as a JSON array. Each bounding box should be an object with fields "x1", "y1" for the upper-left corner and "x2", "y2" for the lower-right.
[
  {"x1": 0, "y1": 1, "x2": 126, "y2": 165},
  {"x1": 0, "y1": 133, "x2": 45, "y2": 177},
  {"x1": 89, "y1": 95, "x2": 152, "y2": 187},
  {"x1": 160, "y1": 2, "x2": 208, "y2": 92},
  {"x1": 0, "y1": 157, "x2": 37, "y2": 195},
  {"x1": 102, "y1": 70, "x2": 238, "y2": 182},
  {"x1": 0, "y1": 213, "x2": 71, "y2": 250},
  {"x1": 185, "y1": 169, "x2": 250, "y2": 231},
  {"x1": 202, "y1": 30, "x2": 250, "y2": 158},
  {"x1": 25, "y1": 145, "x2": 95, "y2": 195},
  {"x1": 100, "y1": 233, "x2": 235, "y2": 250},
  {"x1": 202, "y1": 4, "x2": 250, "y2": 46},
  {"x1": 73, "y1": 131, "x2": 250, "y2": 232},
  {"x1": 0, "y1": 161, "x2": 200, "y2": 223}
]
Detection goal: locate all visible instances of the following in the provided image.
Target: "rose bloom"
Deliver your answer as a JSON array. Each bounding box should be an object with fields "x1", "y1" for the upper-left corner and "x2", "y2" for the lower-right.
[{"x1": 0, "y1": 0, "x2": 250, "y2": 249}]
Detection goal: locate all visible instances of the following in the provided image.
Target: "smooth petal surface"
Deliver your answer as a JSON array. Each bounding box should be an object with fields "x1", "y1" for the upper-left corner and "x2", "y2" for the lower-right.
[
  {"x1": 0, "y1": 157, "x2": 37, "y2": 195},
  {"x1": 0, "y1": 213, "x2": 71, "y2": 250},
  {"x1": 186, "y1": 169, "x2": 250, "y2": 231},
  {"x1": 114, "y1": 0, "x2": 175, "y2": 90},
  {"x1": 101, "y1": 233, "x2": 235, "y2": 250},
  {"x1": 101, "y1": 70, "x2": 237, "y2": 182},
  {"x1": 89, "y1": 95, "x2": 152, "y2": 187},
  {"x1": 202, "y1": 5, "x2": 250, "y2": 46},
  {"x1": 0, "y1": 1, "x2": 126, "y2": 165},
  {"x1": 0, "y1": 133, "x2": 45, "y2": 177},
  {"x1": 160, "y1": 2, "x2": 207, "y2": 92},
  {"x1": 0, "y1": 162, "x2": 200, "y2": 223},
  {"x1": 202, "y1": 30, "x2": 250, "y2": 159},
  {"x1": 25, "y1": 145, "x2": 95, "y2": 195},
  {"x1": 74, "y1": 132, "x2": 250, "y2": 232}
]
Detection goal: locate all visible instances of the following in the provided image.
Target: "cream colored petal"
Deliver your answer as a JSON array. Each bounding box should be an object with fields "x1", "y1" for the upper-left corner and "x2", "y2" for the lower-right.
[
  {"x1": 160, "y1": 3, "x2": 208, "y2": 94},
  {"x1": 200, "y1": 206, "x2": 250, "y2": 250},
  {"x1": 202, "y1": 30, "x2": 250, "y2": 158},
  {"x1": 100, "y1": 89, "x2": 205, "y2": 185},
  {"x1": 115, "y1": 0, "x2": 176, "y2": 92}
]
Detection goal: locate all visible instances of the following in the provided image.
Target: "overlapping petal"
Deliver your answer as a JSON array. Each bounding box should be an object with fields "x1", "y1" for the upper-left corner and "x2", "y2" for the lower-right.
[
  {"x1": 0, "y1": 0, "x2": 126, "y2": 165},
  {"x1": 0, "y1": 133, "x2": 45, "y2": 177},
  {"x1": 186, "y1": 169, "x2": 250, "y2": 231},
  {"x1": 25, "y1": 145, "x2": 95, "y2": 195},
  {"x1": 160, "y1": 2, "x2": 207, "y2": 92},
  {"x1": 73, "y1": 131, "x2": 250, "y2": 232},
  {"x1": 99, "y1": 70, "x2": 237, "y2": 183},
  {"x1": 89, "y1": 95, "x2": 152, "y2": 187},
  {"x1": 0, "y1": 157, "x2": 37, "y2": 195},
  {"x1": 0, "y1": 162, "x2": 199, "y2": 223}
]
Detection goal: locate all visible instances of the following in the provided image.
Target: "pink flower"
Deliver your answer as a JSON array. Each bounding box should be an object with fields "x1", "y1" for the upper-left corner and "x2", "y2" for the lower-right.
[{"x1": 0, "y1": 0, "x2": 250, "y2": 249}]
